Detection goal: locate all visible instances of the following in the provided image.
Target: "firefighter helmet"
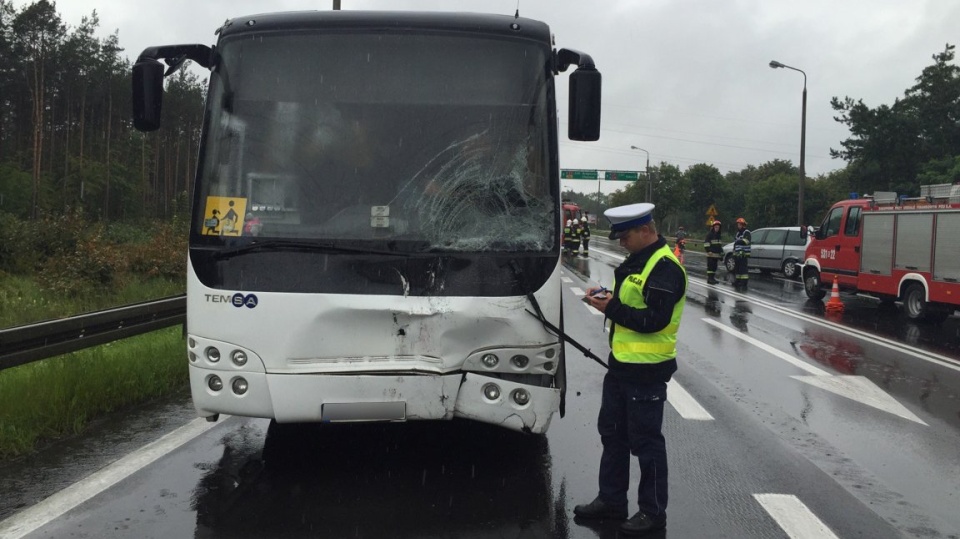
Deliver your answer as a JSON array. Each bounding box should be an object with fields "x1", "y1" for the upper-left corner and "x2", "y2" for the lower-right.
[
  {"x1": 566, "y1": 219, "x2": 572, "y2": 226},
  {"x1": 712, "y1": 220, "x2": 721, "y2": 226},
  {"x1": 736, "y1": 217, "x2": 747, "y2": 225},
  {"x1": 573, "y1": 219, "x2": 579, "y2": 225}
]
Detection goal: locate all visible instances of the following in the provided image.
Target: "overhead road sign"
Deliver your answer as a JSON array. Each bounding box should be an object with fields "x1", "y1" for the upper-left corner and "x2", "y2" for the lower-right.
[
  {"x1": 604, "y1": 171, "x2": 640, "y2": 181},
  {"x1": 561, "y1": 169, "x2": 599, "y2": 180}
]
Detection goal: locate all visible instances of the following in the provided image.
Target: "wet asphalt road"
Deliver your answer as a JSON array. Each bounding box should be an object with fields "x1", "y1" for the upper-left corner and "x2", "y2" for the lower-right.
[{"x1": 1, "y1": 238, "x2": 959, "y2": 538}]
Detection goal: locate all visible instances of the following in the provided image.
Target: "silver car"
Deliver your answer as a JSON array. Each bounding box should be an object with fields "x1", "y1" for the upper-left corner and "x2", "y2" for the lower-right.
[{"x1": 722, "y1": 226, "x2": 809, "y2": 279}]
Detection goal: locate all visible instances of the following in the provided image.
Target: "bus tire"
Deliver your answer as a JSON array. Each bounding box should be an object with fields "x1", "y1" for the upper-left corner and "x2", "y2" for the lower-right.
[{"x1": 803, "y1": 268, "x2": 826, "y2": 300}]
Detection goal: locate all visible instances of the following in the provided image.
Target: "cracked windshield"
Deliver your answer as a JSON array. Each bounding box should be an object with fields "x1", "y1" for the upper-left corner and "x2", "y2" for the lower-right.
[{"x1": 197, "y1": 32, "x2": 553, "y2": 252}]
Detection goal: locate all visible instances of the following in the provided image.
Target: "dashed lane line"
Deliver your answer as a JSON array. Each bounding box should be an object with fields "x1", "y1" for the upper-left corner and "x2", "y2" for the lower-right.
[
  {"x1": 667, "y1": 379, "x2": 715, "y2": 420},
  {"x1": 754, "y1": 494, "x2": 840, "y2": 539}
]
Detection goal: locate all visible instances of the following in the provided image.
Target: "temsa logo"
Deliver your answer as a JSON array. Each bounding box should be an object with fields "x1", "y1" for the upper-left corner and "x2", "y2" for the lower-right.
[{"x1": 205, "y1": 293, "x2": 258, "y2": 308}]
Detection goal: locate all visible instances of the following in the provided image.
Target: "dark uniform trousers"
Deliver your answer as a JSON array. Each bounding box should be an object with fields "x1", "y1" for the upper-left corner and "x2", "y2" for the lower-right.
[{"x1": 598, "y1": 371, "x2": 669, "y2": 518}]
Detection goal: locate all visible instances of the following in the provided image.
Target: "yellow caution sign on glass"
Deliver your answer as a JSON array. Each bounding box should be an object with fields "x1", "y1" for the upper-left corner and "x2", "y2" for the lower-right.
[{"x1": 202, "y1": 196, "x2": 248, "y2": 236}]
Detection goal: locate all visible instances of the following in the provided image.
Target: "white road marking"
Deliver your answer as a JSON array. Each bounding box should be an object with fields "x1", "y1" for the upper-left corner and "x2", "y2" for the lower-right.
[
  {"x1": 561, "y1": 276, "x2": 573, "y2": 283},
  {"x1": 667, "y1": 379, "x2": 714, "y2": 420},
  {"x1": 0, "y1": 417, "x2": 225, "y2": 539},
  {"x1": 792, "y1": 375, "x2": 927, "y2": 425},
  {"x1": 688, "y1": 280, "x2": 960, "y2": 373},
  {"x1": 570, "y1": 287, "x2": 586, "y2": 296},
  {"x1": 585, "y1": 304, "x2": 604, "y2": 316},
  {"x1": 753, "y1": 494, "x2": 840, "y2": 539},
  {"x1": 703, "y1": 317, "x2": 927, "y2": 424},
  {"x1": 701, "y1": 317, "x2": 831, "y2": 376}
]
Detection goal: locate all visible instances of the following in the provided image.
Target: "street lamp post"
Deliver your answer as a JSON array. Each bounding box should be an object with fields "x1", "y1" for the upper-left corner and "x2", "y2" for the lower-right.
[
  {"x1": 629, "y1": 145, "x2": 651, "y2": 202},
  {"x1": 769, "y1": 60, "x2": 806, "y2": 228}
]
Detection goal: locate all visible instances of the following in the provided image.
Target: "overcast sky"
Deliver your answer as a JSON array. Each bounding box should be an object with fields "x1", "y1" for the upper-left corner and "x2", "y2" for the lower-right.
[{"x1": 41, "y1": 0, "x2": 960, "y2": 194}]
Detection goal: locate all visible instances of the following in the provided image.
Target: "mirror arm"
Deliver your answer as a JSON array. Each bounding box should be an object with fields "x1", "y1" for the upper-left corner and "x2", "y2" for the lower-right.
[
  {"x1": 135, "y1": 44, "x2": 215, "y2": 72},
  {"x1": 556, "y1": 48, "x2": 595, "y2": 73}
]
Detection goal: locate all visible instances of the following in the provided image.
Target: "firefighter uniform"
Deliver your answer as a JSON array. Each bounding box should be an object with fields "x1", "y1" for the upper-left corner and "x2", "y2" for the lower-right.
[
  {"x1": 703, "y1": 220, "x2": 723, "y2": 284},
  {"x1": 574, "y1": 203, "x2": 687, "y2": 536},
  {"x1": 581, "y1": 220, "x2": 591, "y2": 256},
  {"x1": 563, "y1": 220, "x2": 574, "y2": 254},
  {"x1": 733, "y1": 217, "x2": 751, "y2": 289},
  {"x1": 570, "y1": 219, "x2": 582, "y2": 254}
]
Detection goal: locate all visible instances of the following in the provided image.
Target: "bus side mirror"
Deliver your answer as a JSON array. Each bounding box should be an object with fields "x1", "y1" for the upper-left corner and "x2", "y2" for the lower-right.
[
  {"x1": 132, "y1": 59, "x2": 165, "y2": 132},
  {"x1": 568, "y1": 67, "x2": 601, "y2": 141}
]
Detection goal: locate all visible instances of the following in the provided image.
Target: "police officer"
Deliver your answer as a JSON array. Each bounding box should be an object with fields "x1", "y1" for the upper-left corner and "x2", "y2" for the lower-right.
[
  {"x1": 733, "y1": 217, "x2": 751, "y2": 289},
  {"x1": 576, "y1": 202, "x2": 687, "y2": 536},
  {"x1": 703, "y1": 219, "x2": 723, "y2": 284}
]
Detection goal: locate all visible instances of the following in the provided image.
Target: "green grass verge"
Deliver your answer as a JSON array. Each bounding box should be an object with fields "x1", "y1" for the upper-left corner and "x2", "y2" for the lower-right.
[
  {"x1": 0, "y1": 274, "x2": 184, "y2": 328},
  {"x1": 0, "y1": 327, "x2": 187, "y2": 459}
]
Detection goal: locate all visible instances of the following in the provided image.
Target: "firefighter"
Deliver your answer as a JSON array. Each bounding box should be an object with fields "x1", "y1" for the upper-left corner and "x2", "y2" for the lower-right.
[
  {"x1": 570, "y1": 219, "x2": 582, "y2": 255},
  {"x1": 581, "y1": 216, "x2": 591, "y2": 257},
  {"x1": 675, "y1": 225, "x2": 687, "y2": 253},
  {"x1": 704, "y1": 219, "x2": 723, "y2": 284},
  {"x1": 563, "y1": 219, "x2": 574, "y2": 254},
  {"x1": 733, "y1": 217, "x2": 751, "y2": 289}
]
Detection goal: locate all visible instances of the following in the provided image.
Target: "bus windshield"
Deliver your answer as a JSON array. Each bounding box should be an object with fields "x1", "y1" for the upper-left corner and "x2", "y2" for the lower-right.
[{"x1": 194, "y1": 30, "x2": 554, "y2": 253}]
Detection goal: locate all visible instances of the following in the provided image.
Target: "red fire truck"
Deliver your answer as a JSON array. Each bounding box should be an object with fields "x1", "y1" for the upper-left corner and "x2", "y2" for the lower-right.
[
  {"x1": 802, "y1": 184, "x2": 960, "y2": 322},
  {"x1": 561, "y1": 199, "x2": 584, "y2": 226}
]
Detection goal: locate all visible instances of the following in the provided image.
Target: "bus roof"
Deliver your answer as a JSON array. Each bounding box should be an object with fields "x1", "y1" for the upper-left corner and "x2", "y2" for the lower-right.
[{"x1": 217, "y1": 11, "x2": 552, "y2": 43}]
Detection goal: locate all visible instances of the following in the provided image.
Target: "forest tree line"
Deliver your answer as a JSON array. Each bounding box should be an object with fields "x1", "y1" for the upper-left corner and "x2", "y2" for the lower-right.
[{"x1": 0, "y1": 0, "x2": 204, "y2": 222}]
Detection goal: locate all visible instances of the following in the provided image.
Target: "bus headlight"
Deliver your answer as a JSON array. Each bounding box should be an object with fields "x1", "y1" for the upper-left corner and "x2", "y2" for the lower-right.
[
  {"x1": 231, "y1": 350, "x2": 248, "y2": 366},
  {"x1": 512, "y1": 389, "x2": 530, "y2": 406},
  {"x1": 510, "y1": 355, "x2": 530, "y2": 369},
  {"x1": 205, "y1": 346, "x2": 221, "y2": 363},
  {"x1": 481, "y1": 354, "x2": 499, "y2": 368},
  {"x1": 231, "y1": 377, "x2": 249, "y2": 395},
  {"x1": 482, "y1": 383, "x2": 501, "y2": 400},
  {"x1": 208, "y1": 375, "x2": 223, "y2": 392}
]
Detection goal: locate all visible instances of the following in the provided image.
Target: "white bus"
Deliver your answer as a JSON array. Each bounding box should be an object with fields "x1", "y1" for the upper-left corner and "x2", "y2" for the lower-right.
[{"x1": 132, "y1": 10, "x2": 602, "y2": 434}]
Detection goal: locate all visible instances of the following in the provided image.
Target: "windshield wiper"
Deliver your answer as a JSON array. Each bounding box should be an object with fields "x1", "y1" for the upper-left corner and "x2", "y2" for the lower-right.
[{"x1": 207, "y1": 239, "x2": 409, "y2": 260}]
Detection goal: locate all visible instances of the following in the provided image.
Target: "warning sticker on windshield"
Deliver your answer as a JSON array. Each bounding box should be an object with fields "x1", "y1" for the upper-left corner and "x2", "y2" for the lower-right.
[{"x1": 202, "y1": 196, "x2": 248, "y2": 236}]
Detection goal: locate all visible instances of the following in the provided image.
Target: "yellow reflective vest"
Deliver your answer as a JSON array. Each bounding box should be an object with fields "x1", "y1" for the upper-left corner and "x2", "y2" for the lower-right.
[{"x1": 610, "y1": 244, "x2": 686, "y2": 364}]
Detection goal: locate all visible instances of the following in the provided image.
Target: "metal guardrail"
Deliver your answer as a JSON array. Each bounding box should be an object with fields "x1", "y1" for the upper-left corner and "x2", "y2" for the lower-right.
[{"x1": 0, "y1": 295, "x2": 186, "y2": 372}]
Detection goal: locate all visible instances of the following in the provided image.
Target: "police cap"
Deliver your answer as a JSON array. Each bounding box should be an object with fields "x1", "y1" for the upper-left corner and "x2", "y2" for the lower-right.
[{"x1": 604, "y1": 202, "x2": 655, "y2": 240}]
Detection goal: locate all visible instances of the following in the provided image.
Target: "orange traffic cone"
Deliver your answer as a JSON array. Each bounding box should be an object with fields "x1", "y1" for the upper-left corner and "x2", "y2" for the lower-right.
[{"x1": 825, "y1": 275, "x2": 844, "y2": 313}]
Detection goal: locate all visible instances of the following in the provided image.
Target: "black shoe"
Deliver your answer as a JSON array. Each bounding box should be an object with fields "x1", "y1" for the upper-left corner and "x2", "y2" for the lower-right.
[
  {"x1": 707, "y1": 278, "x2": 718, "y2": 284},
  {"x1": 573, "y1": 497, "x2": 628, "y2": 520},
  {"x1": 620, "y1": 511, "x2": 667, "y2": 535}
]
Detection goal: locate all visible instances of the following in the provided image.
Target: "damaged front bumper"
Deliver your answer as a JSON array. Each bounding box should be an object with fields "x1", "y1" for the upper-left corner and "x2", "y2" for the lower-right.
[{"x1": 189, "y1": 367, "x2": 560, "y2": 434}]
